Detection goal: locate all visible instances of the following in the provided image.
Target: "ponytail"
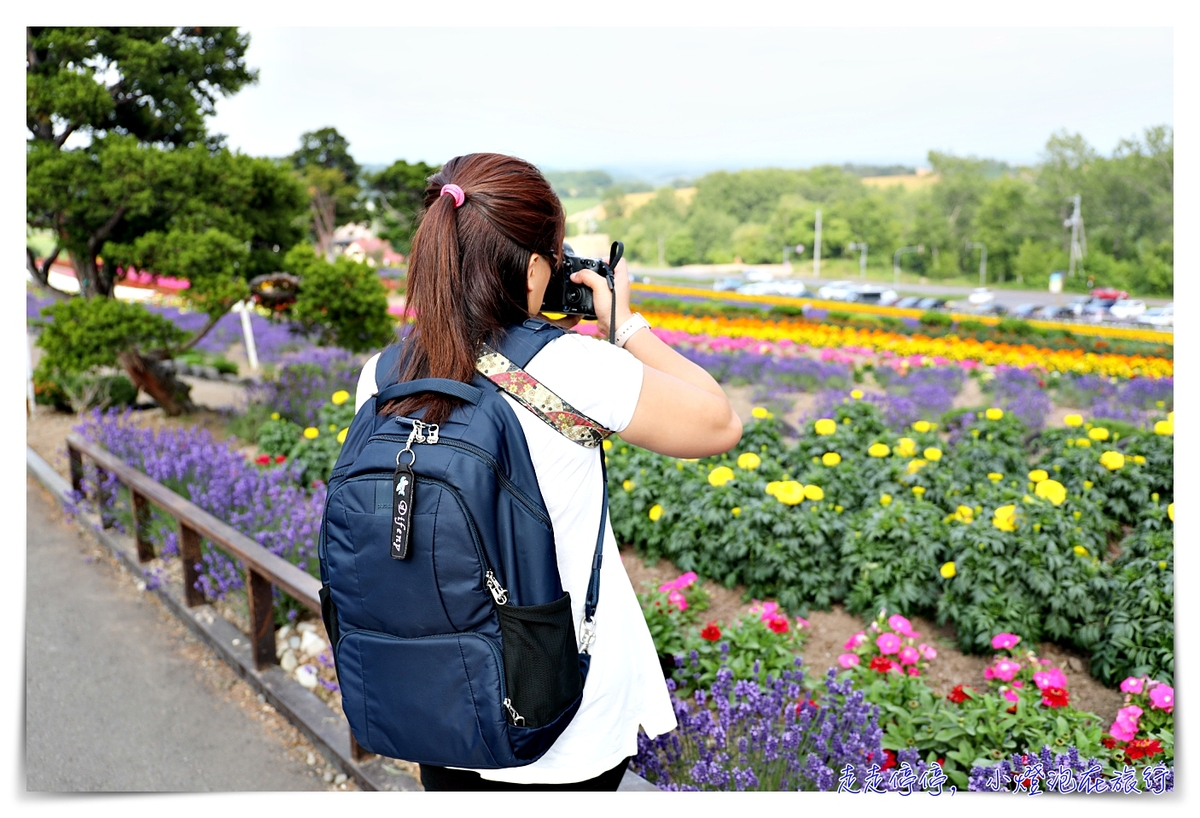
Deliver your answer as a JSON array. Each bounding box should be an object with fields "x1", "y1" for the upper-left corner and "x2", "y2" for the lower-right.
[{"x1": 382, "y1": 153, "x2": 564, "y2": 424}]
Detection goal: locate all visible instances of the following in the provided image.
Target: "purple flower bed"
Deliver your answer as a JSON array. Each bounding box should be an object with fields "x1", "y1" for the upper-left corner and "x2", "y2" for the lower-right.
[
  {"x1": 680, "y1": 349, "x2": 852, "y2": 418},
  {"x1": 144, "y1": 303, "x2": 312, "y2": 363},
  {"x1": 1057, "y1": 374, "x2": 1174, "y2": 427},
  {"x1": 633, "y1": 663, "x2": 886, "y2": 791},
  {"x1": 26, "y1": 289, "x2": 58, "y2": 328},
  {"x1": 70, "y1": 408, "x2": 326, "y2": 601},
  {"x1": 987, "y1": 366, "x2": 1053, "y2": 431},
  {"x1": 248, "y1": 346, "x2": 366, "y2": 427}
]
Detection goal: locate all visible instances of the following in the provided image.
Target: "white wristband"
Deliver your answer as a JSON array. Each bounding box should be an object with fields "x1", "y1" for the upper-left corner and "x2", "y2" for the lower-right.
[{"x1": 614, "y1": 313, "x2": 651, "y2": 348}]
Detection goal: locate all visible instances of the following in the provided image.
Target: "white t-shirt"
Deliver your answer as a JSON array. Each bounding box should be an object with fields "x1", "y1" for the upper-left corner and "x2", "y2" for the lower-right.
[{"x1": 355, "y1": 331, "x2": 677, "y2": 784}]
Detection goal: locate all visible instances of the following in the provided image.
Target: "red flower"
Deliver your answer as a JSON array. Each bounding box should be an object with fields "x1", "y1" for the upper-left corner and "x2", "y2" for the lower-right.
[
  {"x1": 1101, "y1": 736, "x2": 1122, "y2": 750},
  {"x1": 767, "y1": 615, "x2": 789, "y2": 634},
  {"x1": 255, "y1": 454, "x2": 271, "y2": 465},
  {"x1": 274, "y1": 454, "x2": 286, "y2": 463},
  {"x1": 881, "y1": 749, "x2": 897, "y2": 771},
  {"x1": 869, "y1": 656, "x2": 894, "y2": 674},
  {"x1": 1041, "y1": 686, "x2": 1070, "y2": 708},
  {"x1": 701, "y1": 622, "x2": 722, "y2": 641},
  {"x1": 947, "y1": 684, "x2": 975, "y2": 704},
  {"x1": 1125, "y1": 739, "x2": 1163, "y2": 761}
]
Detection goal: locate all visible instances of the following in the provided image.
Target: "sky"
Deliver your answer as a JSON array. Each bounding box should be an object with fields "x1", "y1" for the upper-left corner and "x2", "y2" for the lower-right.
[{"x1": 208, "y1": 26, "x2": 1174, "y2": 184}]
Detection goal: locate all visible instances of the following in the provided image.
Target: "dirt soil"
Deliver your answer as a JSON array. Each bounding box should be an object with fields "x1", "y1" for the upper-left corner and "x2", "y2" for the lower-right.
[{"x1": 27, "y1": 376, "x2": 1125, "y2": 727}]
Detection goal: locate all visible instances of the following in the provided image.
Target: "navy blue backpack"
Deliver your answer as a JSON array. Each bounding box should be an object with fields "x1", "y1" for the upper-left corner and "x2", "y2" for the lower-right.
[{"x1": 318, "y1": 318, "x2": 609, "y2": 768}]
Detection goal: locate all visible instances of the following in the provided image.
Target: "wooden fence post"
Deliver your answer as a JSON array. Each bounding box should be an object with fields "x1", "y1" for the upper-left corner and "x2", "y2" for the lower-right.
[
  {"x1": 179, "y1": 523, "x2": 206, "y2": 608},
  {"x1": 246, "y1": 567, "x2": 277, "y2": 670},
  {"x1": 68, "y1": 445, "x2": 83, "y2": 496},
  {"x1": 131, "y1": 489, "x2": 154, "y2": 562}
]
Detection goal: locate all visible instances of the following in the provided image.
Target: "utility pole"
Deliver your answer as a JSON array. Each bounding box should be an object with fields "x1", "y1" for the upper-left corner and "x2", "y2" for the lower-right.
[
  {"x1": 966, "y1": 241, "x2": 987, "y2": 287},
  {"x1": 893, "y1": 245, "x2": 924, "y2": 286},
  {"x1": 848, "y1": 241, "x2": 868, "y2": 278},
  {"x1": 813, "y1": 209, "x2": 822, "y2": 279},
  {"x1": 1064, "y1": 194, "x2": 1086, "y2": 278}
]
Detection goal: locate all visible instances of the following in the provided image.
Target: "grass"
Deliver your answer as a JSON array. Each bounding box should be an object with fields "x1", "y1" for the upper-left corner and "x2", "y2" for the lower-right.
[{"x1": 562, "y1": 197, "x2": 601, "y2": 216}]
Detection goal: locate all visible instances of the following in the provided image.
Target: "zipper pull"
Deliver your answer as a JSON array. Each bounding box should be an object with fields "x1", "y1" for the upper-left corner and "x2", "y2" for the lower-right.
[
  {"x1": 485, "y1": 570, "x2": 509, "y2": 605},
  {"x1": 503, "y1": 698, "x2": 525, "y2": 726}
]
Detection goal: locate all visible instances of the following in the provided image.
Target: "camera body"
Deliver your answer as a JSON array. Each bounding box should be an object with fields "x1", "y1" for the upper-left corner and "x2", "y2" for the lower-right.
[{"x1": 540, "y1": 241, "x2": 623, "y2": 321}]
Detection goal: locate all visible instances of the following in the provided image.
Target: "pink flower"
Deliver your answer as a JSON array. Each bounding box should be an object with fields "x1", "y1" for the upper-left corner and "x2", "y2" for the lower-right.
[
  {"x1": 897, "y1": 646, "x2": 920, "y2": 666},
  {"x1": 1118, "y1": 704, "x2": 1144, "y2": 721},
  {"x1": 1002, "y1": 688, "x2": 1020, "y2": 703},
  {"x1": 906, "y1": 666, "x2": 921, "y2": 677},
  {"x1": 984, "y1": 666, "x2": 996, "y2": 680},
  {"x1": 1109, "y1": 719, "x2": 1138, "y2": 742},
  {"x1": 749, "y1": 600, "x2": 779, "y2": 621},
  {"x1": 991, "y1": 633, "x2": 1021, "y2": 650},
  {"x1": 918, "y1": 643, "x2": 937, "y2": 660},
  {"x1": 667, "y1": 590, "x2": 687, "y2": 611},
  {"x1": 794, "y1": 617, "x2": 810, "y2": 629},
  {"x1": 1120, "y1": 677, "x2": 1145, "y2": 694},
  {"x1": 838, "y1": 653, "x2": 861, "y2": 669},
  {"x1": 1012, "y1": 680, "x2": 1024, "y2": 688},
  {"x1": 1033, "y1": 668, "x2": 1068, "y2": 691},
  {"x1": 887, "y1": 614, "x2": 920, "y2": 638},
  {"x1": 1148, "y1": 685, "x2": 1174, "y2": 712},
  {"x1": 993, "y1": 659, "x2": 1021, "y2": 682},
  {"x1": 844, "y1": 631, "x2": 867, "y2": 650},
  {"x1": 677, "y1": 571, "x2": 698, "y2": 588},
  {"x1": 876, "y1": 633, "x2": 902, "y2": 655}
]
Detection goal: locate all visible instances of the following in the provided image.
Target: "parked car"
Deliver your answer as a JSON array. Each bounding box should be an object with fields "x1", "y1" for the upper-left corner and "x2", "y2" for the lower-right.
[
  {"x1": 846, "y1": 284, "x2": 899, "y2": 305},
  {"x1": 736, "y1": 281, "x2": 783, "y2": 296},
  {"x1": 894, "y1": 296, "x2": 923, "y2": 309},
  {"x1": 773, "y1": 280, "x2": 809, "y2": 297},
  {"x1": 1091, "y1": 287, "x2": 1129, "y2": 301},
  {"x1": 1108, "y1": 299, "x2": 1148, "y2": 321},
  {"x1": 817, "y1": 280, "x2": 856, "y2": 301},
  {"x1": 1009, "y1": 303, "x2": 1040, "y2": 319},
  {"x1": 1137, "y1": 304, "x2": 1174, "y2": 327},
  {"x1": 713, "y1": 277, "x2": 745, "y2": 292},
  {"x1": 1037, "y1": 305, "x2": 1073, "y2": 321},
  {"x1": 969, "y1": 303, "x2": 1008, "y2": 317},
  {"x1": 916, "y1": 297, "x2": 947, "y2": 310},
  {"x1": 1065, "y1": 296, "x2": 1091, "y2": 316},
  {"x1": 1082, "y1": 298, "x2": 1118, "y2": 321},
  {"x1": 967, "y1": 287, "x2": 994, "y2": 305}
]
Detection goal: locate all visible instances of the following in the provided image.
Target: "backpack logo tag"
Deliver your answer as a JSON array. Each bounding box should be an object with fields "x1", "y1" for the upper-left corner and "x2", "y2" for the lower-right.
[{"x1": 391, "y1": 463, "x2": 415, "y2": 560}]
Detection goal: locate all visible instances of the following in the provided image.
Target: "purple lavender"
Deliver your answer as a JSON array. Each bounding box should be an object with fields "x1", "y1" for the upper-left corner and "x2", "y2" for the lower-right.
[
  {"x1": 988, "y1": 366, "x2": 1052, "y2": 431},
  {"x1": 248, "y1": 346, "x2": 366, "y2": 427}
]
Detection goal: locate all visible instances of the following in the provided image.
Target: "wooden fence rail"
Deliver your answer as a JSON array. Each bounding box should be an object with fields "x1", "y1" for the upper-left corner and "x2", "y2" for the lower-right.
[{"x1": 64, "y1": 432, "x2": 371, "y2": 760}]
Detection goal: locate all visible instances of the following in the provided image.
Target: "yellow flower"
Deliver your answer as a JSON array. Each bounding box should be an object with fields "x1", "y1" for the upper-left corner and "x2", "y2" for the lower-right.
[
  {"x1": 923, "y1": 447, "x2": 942, "y2": 461},
  {"x1": 774, "y1": 481, "x2": 805, "y2": 506},
  {"x1": 737, "y1": 452, "x2": 762, "y2": 470},
  {"x1": 814, "y1": 418, "x2": 837, "y2": 436},
  {"x1": 985, "y1": 407, "x2": 1004, "y2": 420},
  {"x1": 940, "y1": 562, "x2": 957, "y2": 579},
  {"x1": 1156, "y1": 400, "x2": 1165, "y2": 408},
  {"x1": 337, "y1": 427, "x2": 348, "y2": 444},
  {"x1": 1088, "y1": 427, "x2": 1110, "y2": 441},
  {"x1": 1028, "y1": 469, "x2": 1048, "y2": 483},
  {"x1": 648, "y1": 504, "x2": 663, "y2": 522},
  {"x1": 993, "y1": 504, "x2": 1017, "y2": 532},
  {"x1": 1154, "y1": 419, "x2": 1173, "y2": 436},
  {"x1": 868, "y1": 443, "x2": 890, "y2": 458},
  {"x1": 328, "y1": 423, "x2": 337, "y2": 432},
  {"x1": 1168, "y1": 411, "x2": 1174, "y2": 423},
  {"x1": 987, "y1": 473, "x2": 1003, "y2": 482},
  {"x1": 822, "y1": 452, "x2": 842, "y2": 467},
  {"x1": 880, "y1": 494, "x2": 893, "y2": 507},
  {"x1": 912, "y1": 486, "x2": 926, "y2": 497},
  {"x1": 803, "y1": 484, "x2": 825, "y2": 501},
  {"x1": 271, "y1": 412, "x2": 281, "y2": 420},
  {"x1": 1159, "y1": 561, "x2": 1168, "y2": 569},
  {"x1": 731, "y1": 507, "x2": 741, "y2": 517},
  {"x1": 850, "y1": 389, "x2": 864, "y2": 400},
  {"x1": 303, "y1": 427, "x2": 320, "y2": 440},
  {"x1": 1083, "y1": 480, "x2": 1094, "y2": 490},
  {"x1": 953, "y1": 505, "x2": 974, "y2": 524},
  {"x1": 1073, "y1": 545, "x2": 1089, "y2": 557},
  {"x1": 708, "y1": 466, "x2": 736, "y2": 487},
  {"x1": 1035, "y1": 479, "x2": 1067, "y2": 506},
  {"x1": 331, "y1": 390, "x2": 350, "y2": 406},
  {"x1": 602, "y1": 439, "x2": 613, "y2": 451},
  {"x1": 912, "y1": 420, "x2": 934, "y2": 434},
  {"x1": 1133, "y1": 455, "x2": 1146, "y2": 465},
  {"x1": 1063, "y1": 414, "x2": 1083, "y2": 427},
  {"x1": 1099, "y1": 451, "x2": 1125, "y2": 471},
  {"x1": 834, "y1": 505, "x2": 844, "y2": 513},
  {"x1": 622, "y1": 479, "x2": 635, "y2": 492},
  {"x1": 751, "y1": 406, "x2": 773, "y2": 419},
  {"x1": 1075, "y1": 438, "x2": 1092, "y2": 448},
  {"x1": 894, "y1": 438, "x2": 917, "y2": 457},
  {"x1": 1168, "y1": 503, "x2": 1174, "y2": 522},
  {"x1": 843, "y1": 417, "x2": 851, "y2": 424},
  {"x1": 907, "y1": 459, "x2": 927, "y2": 475}
]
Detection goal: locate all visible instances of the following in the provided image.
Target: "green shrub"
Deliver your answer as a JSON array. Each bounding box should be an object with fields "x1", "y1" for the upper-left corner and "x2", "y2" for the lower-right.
[
  {"x1": 919, "y1": 311, "x2": 953, "y2": 328},
  {"x1": 996, "y1": 318, "x2": 1035, "y2": 337}
]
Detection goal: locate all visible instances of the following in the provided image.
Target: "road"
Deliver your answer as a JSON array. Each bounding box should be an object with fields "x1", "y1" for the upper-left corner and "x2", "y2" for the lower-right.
[{"x1": 24, "y1": 476, "x2": 325, "y2": 792}]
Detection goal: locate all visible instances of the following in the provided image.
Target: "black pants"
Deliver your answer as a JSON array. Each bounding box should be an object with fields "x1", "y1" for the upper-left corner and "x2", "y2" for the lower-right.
[{"x1": 419, "y1": 756, "x2": 631, "y2": 791}]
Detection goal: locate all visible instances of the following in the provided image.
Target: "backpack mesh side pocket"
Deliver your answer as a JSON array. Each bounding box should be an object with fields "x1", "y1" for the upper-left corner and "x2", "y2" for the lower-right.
[{"x1": 495, "y1": 592, "x2": 583, "y2": 728}]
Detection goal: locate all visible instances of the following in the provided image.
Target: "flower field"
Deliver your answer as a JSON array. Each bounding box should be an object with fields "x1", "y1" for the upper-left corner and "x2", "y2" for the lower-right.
[{"x1": 48, "y1": 291, "x2": 1174, "y2": 793}]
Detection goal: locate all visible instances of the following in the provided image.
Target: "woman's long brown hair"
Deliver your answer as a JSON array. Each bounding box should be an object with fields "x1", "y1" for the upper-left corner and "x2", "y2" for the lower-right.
[{"x1": 380, "y1": 153, "x2": 565, "y2": 424}]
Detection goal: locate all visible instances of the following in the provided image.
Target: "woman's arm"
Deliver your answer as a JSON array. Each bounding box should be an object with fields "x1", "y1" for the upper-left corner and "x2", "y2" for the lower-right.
[{"x1": 568, "y1": 261, "x2": 743, "y2": 459}]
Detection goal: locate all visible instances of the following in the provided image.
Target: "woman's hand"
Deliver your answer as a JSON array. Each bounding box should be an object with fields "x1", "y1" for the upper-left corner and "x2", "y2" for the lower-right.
[{"x1": 569, "y1": 257, "x2": 633, "y2": 339}]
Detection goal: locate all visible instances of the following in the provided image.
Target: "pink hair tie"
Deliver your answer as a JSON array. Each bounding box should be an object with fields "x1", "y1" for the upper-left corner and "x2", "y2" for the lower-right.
[{"x1": 440, "y1": 183, "x2": 465, "y2": 208}]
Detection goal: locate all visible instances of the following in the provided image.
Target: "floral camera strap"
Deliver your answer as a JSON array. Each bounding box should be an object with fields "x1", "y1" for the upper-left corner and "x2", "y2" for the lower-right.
[{"x1": 476, "y1": 344, "x2": 613, "y2": 449}]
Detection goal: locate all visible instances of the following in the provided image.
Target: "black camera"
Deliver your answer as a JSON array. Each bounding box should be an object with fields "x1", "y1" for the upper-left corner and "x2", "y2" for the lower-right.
[{"x1": 540, "y1": 241, "x2": 624, "y2": 321}]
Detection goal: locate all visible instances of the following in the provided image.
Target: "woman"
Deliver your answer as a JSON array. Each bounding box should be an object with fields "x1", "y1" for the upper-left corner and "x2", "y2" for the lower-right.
[{"x1": 354, "y1": 153, "x2": 742, "y2": 790}]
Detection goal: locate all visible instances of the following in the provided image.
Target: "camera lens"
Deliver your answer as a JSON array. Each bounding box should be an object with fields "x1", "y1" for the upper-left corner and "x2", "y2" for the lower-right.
[{"x1": 565, "y1": 287, "x2": 582, "y2": 306}]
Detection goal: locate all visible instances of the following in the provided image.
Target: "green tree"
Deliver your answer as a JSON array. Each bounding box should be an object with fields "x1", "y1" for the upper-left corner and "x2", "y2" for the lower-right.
[
  {"x1": 973, "y1": 176, "x2": 1038, "y2": 283},
  {"x1": 26, "y1": 27, "x2": 309, "y2": 414},
  {"x1": 367, "y1": 158, "x2": 440, "y2": 255},
  {"x1": 289, "y1": 127, "x2": 366, "y2": 257},
  {"x1": 283, "y1": 244, "x2": 395, "y2": 353}
]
